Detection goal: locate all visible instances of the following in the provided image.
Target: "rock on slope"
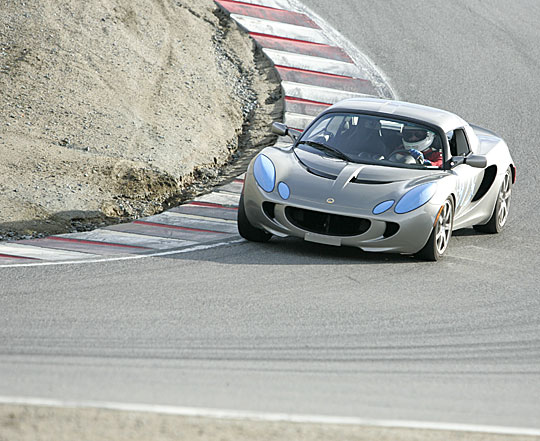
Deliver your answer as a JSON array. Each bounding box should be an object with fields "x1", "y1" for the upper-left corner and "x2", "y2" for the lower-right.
[{"x1": 0, "y1": 0, "x2": 281, "y2": 239}]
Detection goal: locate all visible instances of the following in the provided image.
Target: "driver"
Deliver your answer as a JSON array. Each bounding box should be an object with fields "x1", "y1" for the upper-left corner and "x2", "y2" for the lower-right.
[{"x1": 399, "y1": 126, "x2": 442, "y2": 167}]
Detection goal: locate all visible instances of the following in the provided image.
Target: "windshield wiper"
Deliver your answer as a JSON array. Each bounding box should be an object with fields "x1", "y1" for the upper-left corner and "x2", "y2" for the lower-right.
[{"x1": 297, "y1": 140, "x2": 353, "y2": 162}]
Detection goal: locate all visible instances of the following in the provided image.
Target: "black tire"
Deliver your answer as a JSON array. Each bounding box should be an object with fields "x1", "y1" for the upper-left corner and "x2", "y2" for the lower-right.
[
  {"x1": 416, "y1": 197, "x2": 454, "y2": 261},
  {"x1": 237, "y1": 194, "x2": 272, "y2": 242},
  {"x1": 473, "y1": 167, "x2": 512, "y2": 234}
]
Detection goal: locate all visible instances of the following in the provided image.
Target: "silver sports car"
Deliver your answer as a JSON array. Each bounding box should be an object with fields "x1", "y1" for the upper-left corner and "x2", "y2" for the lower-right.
[{"x1": 238, "y1": 98, "x2": 515, "y2": 260}]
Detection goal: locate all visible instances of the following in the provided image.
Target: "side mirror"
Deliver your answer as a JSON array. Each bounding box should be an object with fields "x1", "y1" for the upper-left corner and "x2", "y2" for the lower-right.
[
  {"x1": 450, "y1": 154, "x2": 487, "y2": 169},
  {"x1": 271, "y1": 122, "x2": 301, "y2": 142},
  {"x1": 271, "y1": 122, "x2": 288, "y2": 136},
  {"x1": 449, "y1": 156, "x2": 465, "y2": 167},
  {"x1": 464, "y1": 154, "x2": 487, "y2": 168}
]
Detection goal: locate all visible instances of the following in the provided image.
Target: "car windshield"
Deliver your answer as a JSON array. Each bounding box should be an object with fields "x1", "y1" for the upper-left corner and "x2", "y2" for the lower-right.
[{"x1": 296, "y1": 113, "x2": 444, "y2": 169}]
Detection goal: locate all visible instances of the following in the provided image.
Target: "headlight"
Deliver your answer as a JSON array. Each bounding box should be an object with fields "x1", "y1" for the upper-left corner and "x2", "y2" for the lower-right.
[
  {"x1": 373, "y1": 200, "x2": 394, "y2": 215},
  {"x1": 253, "y1": 154, "x2": 275, "y2": 192},
  {"x1": 395, "y1": 182, "x2": 437, "y2": 214},
  {"x1": 278, "y1": 182, "x2": 290, "y2": 200}
]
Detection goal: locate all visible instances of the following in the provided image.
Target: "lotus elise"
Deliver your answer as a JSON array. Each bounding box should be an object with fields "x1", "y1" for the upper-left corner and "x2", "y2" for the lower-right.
[{"x1": 238, "y1": 98, "x2": 515, "y2": 261}]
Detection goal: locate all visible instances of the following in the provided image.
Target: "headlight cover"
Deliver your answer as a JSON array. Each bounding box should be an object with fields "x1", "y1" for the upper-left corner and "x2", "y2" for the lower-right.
[
  {"x1": 278, "y1": 182, "x2": 290, "y2": 200},
  {"x1": 253, "y1": 154, "x2": 276, "y2": 192},
  {"x1": 373, "y1": 200, "x2": 394, "y2": 215},
  {"x1": 395, "y1": 182, "x2": 437, "y2": 214}
]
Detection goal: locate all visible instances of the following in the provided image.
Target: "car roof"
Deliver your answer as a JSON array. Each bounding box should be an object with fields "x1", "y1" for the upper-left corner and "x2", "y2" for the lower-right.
[{"x1": 326, "y1": 98, "x2": 467, "y2": 133}]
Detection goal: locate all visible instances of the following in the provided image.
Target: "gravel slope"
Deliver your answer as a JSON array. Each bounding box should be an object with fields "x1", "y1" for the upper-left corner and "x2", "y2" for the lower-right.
[{"x1": 0, "y1": 0, "x2": 281, "y2": 240}]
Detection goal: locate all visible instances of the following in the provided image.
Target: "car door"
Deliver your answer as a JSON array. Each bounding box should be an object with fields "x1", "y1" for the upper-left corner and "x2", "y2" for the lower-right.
[{"x1": 447, "y1": 128, "x2": 485, "y2": 224}]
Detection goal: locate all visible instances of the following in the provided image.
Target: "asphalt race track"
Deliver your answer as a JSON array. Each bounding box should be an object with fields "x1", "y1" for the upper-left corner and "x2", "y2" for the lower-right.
[{"x1": 1, "y1": 0, "x2": 540, "y2": 432}]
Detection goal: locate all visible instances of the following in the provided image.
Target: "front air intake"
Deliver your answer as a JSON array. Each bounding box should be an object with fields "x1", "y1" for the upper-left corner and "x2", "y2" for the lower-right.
[
  {"x1": 262, "y1": 202, "x2": 276, "y2": 220},
  {"x1": 383, "y1": 222, "x2": 400, "y2": 238},
  {"x1": 285, "y1": 207, "x2": 370, "y2": 236}
]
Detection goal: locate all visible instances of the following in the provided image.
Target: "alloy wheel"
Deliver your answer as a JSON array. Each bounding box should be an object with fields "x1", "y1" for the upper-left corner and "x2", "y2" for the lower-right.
[
  {"x1": 435, "y1": 200, "x2": 453, "y2": 255},
  {"x1": 497, "y1": 171, "x2": 512, "y2": 229}
]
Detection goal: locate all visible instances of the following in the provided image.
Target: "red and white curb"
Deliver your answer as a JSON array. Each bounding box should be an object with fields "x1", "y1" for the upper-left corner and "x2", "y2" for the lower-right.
[
  {"x1": 0, "y1": 180, "x2": 244, "y2": 267},
  {"x1": 0, "y1": 0, "x2": 394, "y2": 266}
]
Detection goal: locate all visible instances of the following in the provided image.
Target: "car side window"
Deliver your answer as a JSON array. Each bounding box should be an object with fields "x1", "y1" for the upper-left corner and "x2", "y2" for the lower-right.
[
  {"x1": 447, "y1": 128, "x2": 470, "y2": 156},
  {"x1": 455, "y1": 129, "x2": 470, "y2": 156}
]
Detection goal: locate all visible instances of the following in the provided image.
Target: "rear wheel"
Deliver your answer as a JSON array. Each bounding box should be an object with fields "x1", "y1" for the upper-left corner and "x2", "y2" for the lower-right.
[
  {"x1": 237, "y1": 194, "x2": 272, "y2": 242},
  {"x1": 416, "y1": 197, "x2": 454, "y2": 261},
  {"x1": 473, "y1": 167, "x2": 512, "y2": 234}
]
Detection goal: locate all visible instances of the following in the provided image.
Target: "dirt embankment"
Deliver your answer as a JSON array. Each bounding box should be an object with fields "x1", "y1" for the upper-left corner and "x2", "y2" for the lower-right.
[{"x1": 0, "y1": 0, "x2": 282, "y2": 240}]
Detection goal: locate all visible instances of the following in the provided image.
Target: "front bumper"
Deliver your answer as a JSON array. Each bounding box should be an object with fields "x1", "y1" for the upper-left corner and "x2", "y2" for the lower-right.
[{"x1": 243, "y1": 172, "x2": 440, "y2": 255}]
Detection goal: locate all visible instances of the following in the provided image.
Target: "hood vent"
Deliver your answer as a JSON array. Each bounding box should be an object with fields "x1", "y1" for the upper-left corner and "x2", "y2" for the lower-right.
[
  {"x1": 351, "y1": 178, "x2": 395, "y2": 185},
  {"x1": 305, "y1": 166, "x2": 337, "y2": 180}
]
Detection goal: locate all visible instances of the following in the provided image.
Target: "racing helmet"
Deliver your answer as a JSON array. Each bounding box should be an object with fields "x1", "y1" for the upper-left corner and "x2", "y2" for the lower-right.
[{"x1": 402, "y1": 126, "x2": 435, "y2": 152}]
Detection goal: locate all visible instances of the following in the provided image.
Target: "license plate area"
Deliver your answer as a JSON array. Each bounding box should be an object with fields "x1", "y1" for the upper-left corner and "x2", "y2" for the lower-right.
[{"x1": 304, "y1": 232, "x2": 342, "y2": 246}]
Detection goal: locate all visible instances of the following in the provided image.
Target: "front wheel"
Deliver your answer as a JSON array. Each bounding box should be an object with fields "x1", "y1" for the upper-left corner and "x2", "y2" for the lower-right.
[
  {"x1": 473, "y1": 167, "x2": 512, "y2": 234},
  {"x1": 416, "y1": 197, "x2": 454, "y2": 261},
  {"x1": 237, "y1": 194, "x2": 272, "y2": 242}
]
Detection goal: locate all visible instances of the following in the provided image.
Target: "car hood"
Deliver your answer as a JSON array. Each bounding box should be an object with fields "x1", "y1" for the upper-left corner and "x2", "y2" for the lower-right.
[{"x1": 262, "y1": 146, "x2": 448, "y2": 213}]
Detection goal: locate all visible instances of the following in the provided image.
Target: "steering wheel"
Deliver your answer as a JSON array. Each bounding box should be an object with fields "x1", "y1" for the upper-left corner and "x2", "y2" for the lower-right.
[{"x1": 388, "y1": 149, "x2": 424, "y2": 165}]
